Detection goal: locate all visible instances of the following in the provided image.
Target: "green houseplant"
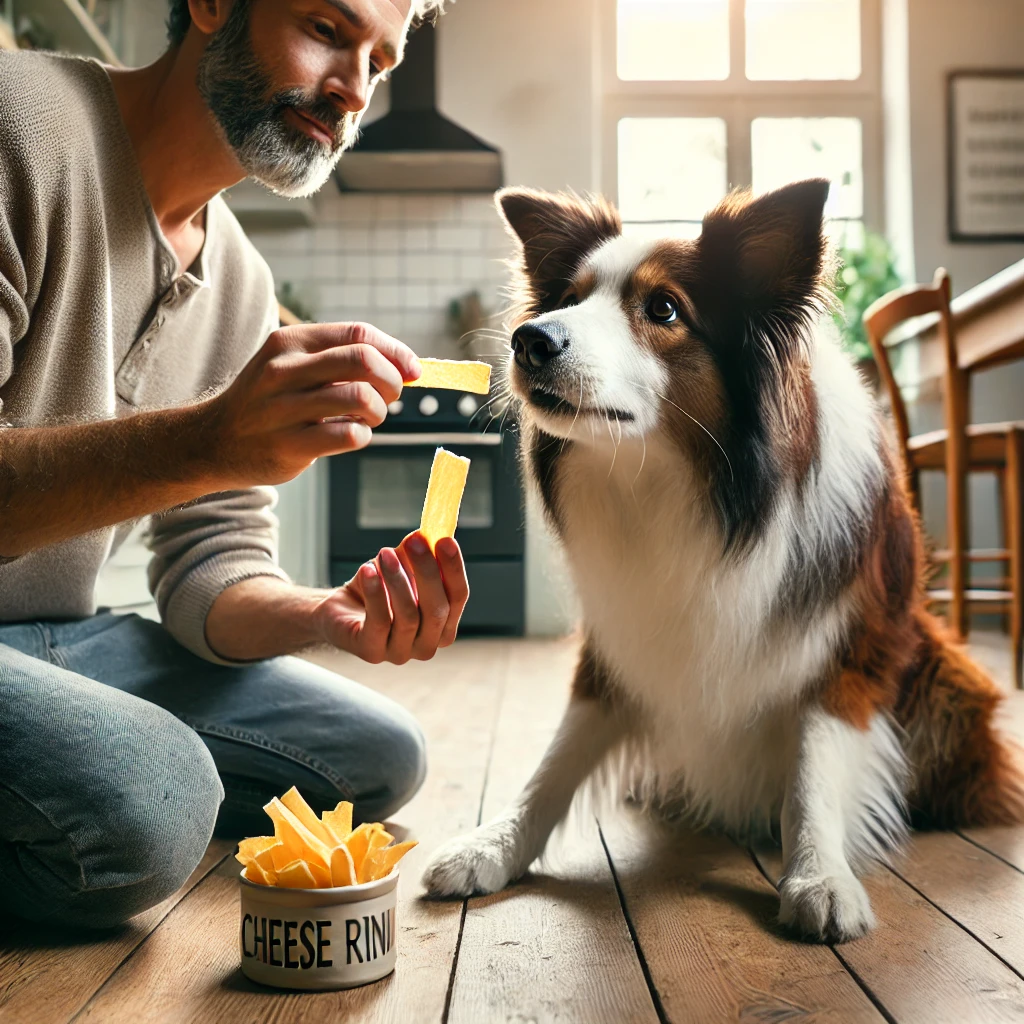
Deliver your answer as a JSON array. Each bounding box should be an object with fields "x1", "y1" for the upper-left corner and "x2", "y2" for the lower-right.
[{"x1": 832, "y1": 229, "x2": 903, "y2": 379}]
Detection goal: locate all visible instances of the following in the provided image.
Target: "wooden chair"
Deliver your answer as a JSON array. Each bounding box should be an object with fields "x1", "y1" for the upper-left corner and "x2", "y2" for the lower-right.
[{"x1": 864, "y1": 268, "x2": 1024, "y2": 688}]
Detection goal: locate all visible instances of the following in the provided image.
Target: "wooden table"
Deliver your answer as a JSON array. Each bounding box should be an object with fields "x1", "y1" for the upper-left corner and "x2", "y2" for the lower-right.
[{"x1": 890, "y1": 257, "x2": 1024, "y2": 394}]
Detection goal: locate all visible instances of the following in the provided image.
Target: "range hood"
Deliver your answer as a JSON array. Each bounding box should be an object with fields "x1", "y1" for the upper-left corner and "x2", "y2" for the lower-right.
[{"x1": 335, "y1": 24, "x2": 503, "y2": 193}]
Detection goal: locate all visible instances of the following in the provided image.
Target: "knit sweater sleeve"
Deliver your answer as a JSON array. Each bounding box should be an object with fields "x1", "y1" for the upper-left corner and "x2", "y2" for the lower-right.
[
  {"x1": 0, "y1": 131, "x2": 33, "y2": 418},
  {"x1": 146, "y1": 485, "x2": 291, "y2": 664},
  {"x1": 0, "y1": 216, "x2": 29, "y2": 412},
  {"x1": 146, "y1": 253, "x2": 288, "y2": 665}
]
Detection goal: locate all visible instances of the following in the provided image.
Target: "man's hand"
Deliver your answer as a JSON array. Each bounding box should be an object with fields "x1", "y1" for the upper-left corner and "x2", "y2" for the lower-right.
[
  {"x1": 315, "y1": 532, "x2": 470, "y2": 665},
  {"x1": 206, "y1": 321, "x2": 421, "y2": 488}
]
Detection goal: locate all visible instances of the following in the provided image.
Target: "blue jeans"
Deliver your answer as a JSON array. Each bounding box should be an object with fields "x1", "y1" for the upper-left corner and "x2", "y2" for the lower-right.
[{"x1": 0, "y1": 612, "x2": 426, "y2": 930}]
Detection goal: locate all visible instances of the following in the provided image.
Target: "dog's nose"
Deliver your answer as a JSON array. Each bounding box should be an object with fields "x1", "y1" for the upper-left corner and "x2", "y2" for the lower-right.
[{"x1": 511, "y1": 323, "x2": 567, "y2": 370}]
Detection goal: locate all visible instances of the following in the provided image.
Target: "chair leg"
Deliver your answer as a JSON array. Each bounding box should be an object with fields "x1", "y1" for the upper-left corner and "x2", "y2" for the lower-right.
[
  {"x1": 1007, "y1": 433, "x2": 1024, "y2": 689},
  {"x1": 947, "y1": 463, "x2": 969, "y2": 640},
  {"x1": 997, "y1": 467, "x2": 1011, "y2": 633}
]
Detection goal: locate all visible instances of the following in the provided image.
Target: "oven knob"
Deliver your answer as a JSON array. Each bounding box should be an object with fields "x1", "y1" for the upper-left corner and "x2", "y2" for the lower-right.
[
  {"x1": 418, "y1": 395, "x2": 440, "y2": 417},
  {"x1": 387, "y1": 400, "x2": 404, "y2": 416},
  {"x1": 457, "y1": 395, "x2": 479, "y2": 418}
]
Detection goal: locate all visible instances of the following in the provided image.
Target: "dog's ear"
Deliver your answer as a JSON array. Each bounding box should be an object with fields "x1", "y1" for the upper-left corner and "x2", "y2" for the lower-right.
[
  {"x1": 496, "y1": 188, "x2": 621, "y2": 314},
  {"x1": 699, "y1": 178, "x2": 830, "y2": 318}
]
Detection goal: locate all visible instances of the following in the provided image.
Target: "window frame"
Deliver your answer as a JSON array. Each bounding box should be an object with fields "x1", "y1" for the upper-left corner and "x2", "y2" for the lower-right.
[{"x1": 601, "y1": 0, "x2": 885, "y2": 235}]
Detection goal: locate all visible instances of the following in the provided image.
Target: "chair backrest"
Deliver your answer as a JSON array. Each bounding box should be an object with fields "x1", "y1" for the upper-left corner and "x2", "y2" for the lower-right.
[{"x1": 862, "y1": 268, "x2": 956, "y2": 455}]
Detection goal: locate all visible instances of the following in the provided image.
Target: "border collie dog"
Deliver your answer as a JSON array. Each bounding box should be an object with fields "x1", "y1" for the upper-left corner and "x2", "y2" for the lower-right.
[{"x1": 423, "y1": 179, "x2": 1024, "y2": 942}]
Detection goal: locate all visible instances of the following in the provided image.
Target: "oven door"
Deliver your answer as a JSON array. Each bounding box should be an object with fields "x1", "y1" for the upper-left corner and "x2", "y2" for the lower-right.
[{"x1": 328, "y1": 432, "x2": 523, "y2": 563}]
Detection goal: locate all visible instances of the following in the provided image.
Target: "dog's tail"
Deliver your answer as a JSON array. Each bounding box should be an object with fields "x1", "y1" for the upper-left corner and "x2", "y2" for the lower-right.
[{"x1": 897, "y1": 611, "x2": 1024, "y2": 827}]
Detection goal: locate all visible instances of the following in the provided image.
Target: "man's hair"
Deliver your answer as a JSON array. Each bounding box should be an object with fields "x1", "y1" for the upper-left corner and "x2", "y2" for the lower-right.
[{"x1": 167, "y1": 0, "x2": 446, "y2": 48}]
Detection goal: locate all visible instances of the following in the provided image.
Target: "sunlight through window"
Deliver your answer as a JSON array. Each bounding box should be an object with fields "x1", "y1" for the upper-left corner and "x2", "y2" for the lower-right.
[
  {"x1": 619, "y1": 118, "x2": 729, "y2": 237},
  {"x1": 618, "y1": 0, "x2": 730, "y2": 81},
  {"x1": 745, "y1": 0, "x2": 861, "y2": 81}
]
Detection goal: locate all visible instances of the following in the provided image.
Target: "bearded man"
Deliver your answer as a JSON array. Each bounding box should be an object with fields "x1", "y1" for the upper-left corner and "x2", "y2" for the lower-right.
[{"x1": 0, "y1": 0, "x2": 469, "y2": 929}]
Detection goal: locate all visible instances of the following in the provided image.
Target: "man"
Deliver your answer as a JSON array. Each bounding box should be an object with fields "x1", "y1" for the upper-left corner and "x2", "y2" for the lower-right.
[{"x1": 0, "y1": 0, "x2": 468, "y2": 930}]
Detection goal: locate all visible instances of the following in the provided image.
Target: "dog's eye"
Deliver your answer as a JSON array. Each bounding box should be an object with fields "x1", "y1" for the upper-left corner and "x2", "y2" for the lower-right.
[
  {"x1": 646, "y1": 294, "x2": 678, "y2": 324},
  {"x1": 560, "y1": 293, "x2": 579, "y2": 308}
]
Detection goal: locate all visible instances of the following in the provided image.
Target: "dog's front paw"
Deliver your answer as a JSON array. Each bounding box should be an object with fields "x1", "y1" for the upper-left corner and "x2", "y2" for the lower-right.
[
  {"x1": 778, "y1": 870, "x2": 875, "y2": 943},
  {"x1": 422, "y1": 822, "x2": 526, "y2": 898}
]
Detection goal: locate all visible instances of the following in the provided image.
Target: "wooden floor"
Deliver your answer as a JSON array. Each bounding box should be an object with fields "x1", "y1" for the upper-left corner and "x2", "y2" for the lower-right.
[{"x1": 5, "y1": 633, "x2": 1024, "y2": 1024}]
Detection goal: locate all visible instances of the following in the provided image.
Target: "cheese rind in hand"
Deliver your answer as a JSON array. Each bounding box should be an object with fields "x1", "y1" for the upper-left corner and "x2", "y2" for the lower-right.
[
  {"x1": 404, "y1": 358, "x2": 491, "y2": 395},
  {"x1": 420, "y1": 448, "x2": 470, "y2": 552}
]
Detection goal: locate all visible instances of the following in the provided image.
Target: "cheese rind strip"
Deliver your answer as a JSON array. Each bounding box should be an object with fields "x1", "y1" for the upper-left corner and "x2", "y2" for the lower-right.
[
  {"x1": 405, "y1": 358, "x2": 491, "y2": 395},
  {"x1": 280, "y1": 785, "x2": 334, "y2": 846},
  {"x1": 420, "y1": 448, "x2": 470, "y2": 552},
  {"x1": 322, "y1": 802, "x2": 354, "y2": 845}
]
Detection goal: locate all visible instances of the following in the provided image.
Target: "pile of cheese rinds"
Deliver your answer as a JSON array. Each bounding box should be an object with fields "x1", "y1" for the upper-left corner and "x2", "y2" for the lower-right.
[
  {"x1": 235, "y1": 787, "x2": 417, "y2": 889},
  {"x1": 404, "y1": 357, "x2": 491, "y2": 395}
]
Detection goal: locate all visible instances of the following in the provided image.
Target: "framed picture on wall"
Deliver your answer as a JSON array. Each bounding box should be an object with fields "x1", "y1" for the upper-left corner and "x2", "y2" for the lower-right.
[{"x1": 948, "y1": 70, "x2": 1024, "y2": 242}]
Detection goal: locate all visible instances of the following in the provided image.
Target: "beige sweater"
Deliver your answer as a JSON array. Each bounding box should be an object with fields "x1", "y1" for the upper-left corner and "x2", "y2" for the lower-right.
[{"x1": 0, "y1": 51, "x2": 289, "y2": 664}]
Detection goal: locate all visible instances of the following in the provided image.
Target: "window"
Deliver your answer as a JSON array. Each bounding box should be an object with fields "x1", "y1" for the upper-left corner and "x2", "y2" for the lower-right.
[
  {"x1": 745, "y1": 0, "x2": 861, "y2": 81},
  {"x1": 618, "y1": 118, "x2": 728, "y2": 238},
  {"x1": 618, "y1": 1, "x2": 730, "y2": 82},
  {"x1": 606, "y1": 0, "x2": 881, "y2": 246},
  {"x1": 751, "y1": 116, "x2": 865, "y2": 246}
]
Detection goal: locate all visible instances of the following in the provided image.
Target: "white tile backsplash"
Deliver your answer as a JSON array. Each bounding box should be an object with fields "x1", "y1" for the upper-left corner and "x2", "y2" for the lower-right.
[{"x1": 250, "y1": 190, "x2": 515, "y2": 358}]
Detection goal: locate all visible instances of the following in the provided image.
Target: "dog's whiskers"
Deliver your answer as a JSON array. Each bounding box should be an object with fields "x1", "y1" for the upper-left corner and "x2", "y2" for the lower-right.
[{"x1": 642, "y1": 385, "x2": 734, "y2": 482}]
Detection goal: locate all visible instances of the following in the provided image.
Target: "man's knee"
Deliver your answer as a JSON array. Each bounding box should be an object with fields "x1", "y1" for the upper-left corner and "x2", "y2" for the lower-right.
[
  {"x1": 8, "y1": 711, "x2": 223, "y2": 930},
  {"x1": 371, "y1": 704, "x2": 427, "y2": 818}
]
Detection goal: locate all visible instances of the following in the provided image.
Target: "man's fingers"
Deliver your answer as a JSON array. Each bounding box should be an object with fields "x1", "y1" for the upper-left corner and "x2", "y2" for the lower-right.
[
  {"x1": 273, "y1": 322, "x2": 421, "y2": 383},
  {"x1": 376, "y1": 548, "x2": 418, "y2": 663},
  {"x1": 435, "y1": 537, "x2": 470, "y2": 647},
  {"x1": 284, "y1": 381, "x2": 388, "y2": 428},
  {"x1": 399, "y1": 533, "x2": 450, "y2": 659},
  {"x1": 299, "y1": 419, "x2": 373, "y2": 457},
  {"x1": 355, "y1": 563, "x2": 390, "y2": 663},
  {"x1": 275, "y1": 343, "x2": 405, "y2": 403}
]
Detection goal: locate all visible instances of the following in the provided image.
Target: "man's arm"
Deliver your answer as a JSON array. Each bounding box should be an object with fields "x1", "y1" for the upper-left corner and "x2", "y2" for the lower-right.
[
  {"x1": 203, "y1": 535, "x2": 470, "y2": 664},
  {"x1": 0, "y1": 322, "x2": 417, "y2": 559},
  {"x1": 0, "y1": 405, "x2": 223, "y2": 559}
]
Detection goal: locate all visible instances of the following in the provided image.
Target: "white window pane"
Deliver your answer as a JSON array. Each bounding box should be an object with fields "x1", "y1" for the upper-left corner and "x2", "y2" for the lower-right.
[
  {"x1": 623, "y1": 221, "x2": 705, "y2": 241},
  {"x1": 618, "y1": 0, "x2": 729, "y2": 81},
  {"x1": 825, "y1": 219, "x2": 865, "y2": 250},
  {"x1": 619, "y1": 118, "x2": 728, "y2": 226},
  {"x1": 751, "y1": 117, "x2": 863, "y2": 219},
  {"x1": 746, "y1": 0, "x2": 861, "y2": 81}
]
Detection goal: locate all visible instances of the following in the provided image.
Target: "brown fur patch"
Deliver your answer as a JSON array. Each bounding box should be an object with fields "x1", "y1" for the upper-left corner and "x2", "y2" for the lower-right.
[{"x1": 819, "y1": 446, "x2": 1024, "y2": 826}]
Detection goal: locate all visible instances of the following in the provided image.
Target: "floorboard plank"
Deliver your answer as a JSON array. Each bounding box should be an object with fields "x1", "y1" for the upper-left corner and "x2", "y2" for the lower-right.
[
  {"x1": 0, "y1": 839, "x2": 233, "y2": 1024},
  {"x1": 600, "y1": 817, "x2": 881, "y2": 1023},
  {"x1": 959, "y1": 825, "x2": 1024, "y2": 874},
  {"x1": 71, "y1": 641, "x2": 511, "y2": 1024},
  {"x1": 446, "y1": 639, "x2": 660, "y2": 1024},
  {"x1": 889, "y1": 830, "x2": 1024, "y2": 978},
  {"x1": 754, "y1": 841, "x2": 1024, "y2": 1023}
]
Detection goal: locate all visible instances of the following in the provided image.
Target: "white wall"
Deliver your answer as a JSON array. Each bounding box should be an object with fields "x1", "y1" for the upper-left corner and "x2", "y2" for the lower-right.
[
  {"x1": 889, "y1": 0, "x2": 1024, "y2": 573},
  {"x1": 119, "y1": 0, "x2": 168, "y2": 65},
  {"x1": 904, "y1": 0, "x2": 1024, "y2": 295}
]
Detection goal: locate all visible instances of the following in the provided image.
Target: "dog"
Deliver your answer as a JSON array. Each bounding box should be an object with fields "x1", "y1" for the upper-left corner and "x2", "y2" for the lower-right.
[{"x1": 422, "y1": 178, "x2": 1024, "y2": 942}]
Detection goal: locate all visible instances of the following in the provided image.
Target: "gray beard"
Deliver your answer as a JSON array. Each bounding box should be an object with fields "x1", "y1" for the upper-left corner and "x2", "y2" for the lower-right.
[{"x1": 196, "y1": 0, "x2": 361, "y2": 197}]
